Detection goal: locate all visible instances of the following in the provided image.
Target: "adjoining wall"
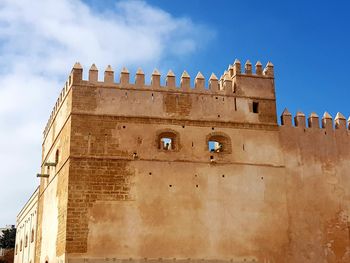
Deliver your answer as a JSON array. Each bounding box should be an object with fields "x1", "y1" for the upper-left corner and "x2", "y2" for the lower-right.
[{"x1": 280, "y1": 112, "x2": 350, "y2": 262}]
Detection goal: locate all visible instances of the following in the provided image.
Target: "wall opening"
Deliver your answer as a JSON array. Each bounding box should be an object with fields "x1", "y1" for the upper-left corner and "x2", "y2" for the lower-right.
[
  {"x1": 207, "y1": 133, "x2": 231, "y2": 153},
  {"x1": 208, "y1": 140, "x2": 223, "y2": 152},
  {"x1": 157, "y1": 130, "x2": 178, "y2": 151},
  {"x1": 252, "y1": 101, "x2": 259, "y2": 113},
  {"x1": 160, "y1": 137, "x2": 173, "y2": 150}
]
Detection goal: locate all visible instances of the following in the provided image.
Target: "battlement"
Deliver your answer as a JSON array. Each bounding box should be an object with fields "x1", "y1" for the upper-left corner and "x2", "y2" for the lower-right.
[
  {"x1": 43, "y1": 60, "x2": 277, "y2": 138},
  {"x1": 280, "y1": 109, "x2": 350, "y2": 131},
  {"x1": 72, "y1": 59, "x2": 273, "y2": 91}
]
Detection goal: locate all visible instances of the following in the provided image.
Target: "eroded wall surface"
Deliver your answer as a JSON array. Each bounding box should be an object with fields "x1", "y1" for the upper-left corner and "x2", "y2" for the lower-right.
[{"x1": 280, "y1": 125, "x2": 350, "y2": 262}]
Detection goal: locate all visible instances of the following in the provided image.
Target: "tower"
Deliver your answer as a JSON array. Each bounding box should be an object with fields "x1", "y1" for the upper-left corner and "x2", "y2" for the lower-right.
[{"x1": 14, "y1": 59, "x2": 350, "y2": 263}]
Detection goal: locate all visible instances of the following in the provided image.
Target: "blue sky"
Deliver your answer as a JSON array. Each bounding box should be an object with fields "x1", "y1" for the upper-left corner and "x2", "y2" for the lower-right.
[
  {"x1": 0, "y1": 0, "x2": 349, "y2": 225},
  {"x1": 85, "y1": 0, "x2": 350, "y2": 118}
]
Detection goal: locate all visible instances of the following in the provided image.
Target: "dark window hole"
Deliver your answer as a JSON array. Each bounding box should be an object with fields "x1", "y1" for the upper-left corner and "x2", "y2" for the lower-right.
[
  {"x1": 169, "y1": 184, "x2": 172, "y2": 187},
  {"x1": 261, "y1": 177, "x2": 264, "y2": 180},
  {"x1": 123, "y1": 125, "x2": 126, "y2": 129},
  {"x1": 222, "y1": 175, "x2": 225, "y2": 178},
  {"x1": 211, "y1": 127, "x2": 215, "y2": 130},
  {"x1": 182, "y1": 125, "x2": 185, "y2": 128},
  {"x1": 252, "y1": 101, "x2": 259, "y2": 113},
  {"x1": 218, "y1": 114, "x2": 220, "y2": 118},
  {"x1": 196, "y1": 185, "x2": 199, "y2": 188},
  {"x1": 149, "y1": 172, "x2": 152, "y2": 175}
]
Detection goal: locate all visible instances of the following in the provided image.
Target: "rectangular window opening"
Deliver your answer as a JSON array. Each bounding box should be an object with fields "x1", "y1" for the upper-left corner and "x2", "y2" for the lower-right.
[{"x1": 252, "y1": 101, "x2": 259, "y2": 113}]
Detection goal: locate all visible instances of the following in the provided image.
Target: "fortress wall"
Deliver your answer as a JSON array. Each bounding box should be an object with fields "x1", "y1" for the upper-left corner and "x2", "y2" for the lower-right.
[{"x1": 280, "y1": 120, "x2": 350, "y2": 262}]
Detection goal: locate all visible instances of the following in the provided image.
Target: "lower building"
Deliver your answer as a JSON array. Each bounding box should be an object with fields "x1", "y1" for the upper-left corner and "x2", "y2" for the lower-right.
[{"x1": 14, "y1": 188, "x2": 38, "y2": 263}]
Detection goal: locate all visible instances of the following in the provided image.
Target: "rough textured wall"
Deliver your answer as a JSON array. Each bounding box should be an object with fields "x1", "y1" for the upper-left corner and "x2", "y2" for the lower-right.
[{"x1": 280, "y1": 125, "x2": 350, "y2": 262}]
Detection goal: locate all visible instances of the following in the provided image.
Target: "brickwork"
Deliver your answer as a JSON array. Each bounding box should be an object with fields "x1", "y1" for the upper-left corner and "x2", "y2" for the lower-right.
[{"x1": 66, "y1": 158, "x2": 134, "y2": 253}]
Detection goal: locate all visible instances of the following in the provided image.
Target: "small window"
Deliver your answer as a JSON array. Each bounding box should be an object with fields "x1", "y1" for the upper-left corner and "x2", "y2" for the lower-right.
[
  {"x1": 20, "y1": 240, "x2": 22, "y2": 251},
  {"x1": 207, "y1": 133, "x2": 231, "y2": 154},
  {"x1": 252, "y1": 101, "x2": 259, "y2": 113},
  {"x1": 25, "y1": 235, "x2": 28, "y2": 247},
  {"x1": 157, "y1": 130, "x2": 179, "y2": 151},
  {"x1": 160, "y1": 137, "x2": 173, "y2": 150},
  {"x1": 15, "y1": 244, "x2": 17, "y2": 255}
]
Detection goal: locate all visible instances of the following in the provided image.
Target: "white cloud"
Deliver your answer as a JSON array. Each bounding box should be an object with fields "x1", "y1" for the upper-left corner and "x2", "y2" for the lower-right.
[{"x1": 0, "y1": 0, "x2": 213, "y2": 226}]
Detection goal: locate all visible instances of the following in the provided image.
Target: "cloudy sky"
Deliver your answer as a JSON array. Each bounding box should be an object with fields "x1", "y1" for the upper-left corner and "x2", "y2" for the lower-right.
[{"x1": 0, "y1": 0, "x2": 349, "y2": 225}]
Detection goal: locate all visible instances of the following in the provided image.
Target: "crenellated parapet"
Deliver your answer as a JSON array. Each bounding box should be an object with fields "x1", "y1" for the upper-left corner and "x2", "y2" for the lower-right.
[
  {"x1": 43, "y1": 62, "x2": 82, "y2": 137},
  {"x1": 43, "y1": 60, "x2": 276, "y2": 138},
  {"x1": 71, "y1": 59, "x2": 273, "y2": 91},
  {"x1": 280, "y1": 109, "x2": 350, "y2": 131}
]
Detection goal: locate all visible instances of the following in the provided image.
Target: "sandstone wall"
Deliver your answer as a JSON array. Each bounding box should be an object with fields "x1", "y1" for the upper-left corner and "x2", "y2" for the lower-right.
[{"x1": 280, "y1": 123, "x2": 350, "y2": 262}]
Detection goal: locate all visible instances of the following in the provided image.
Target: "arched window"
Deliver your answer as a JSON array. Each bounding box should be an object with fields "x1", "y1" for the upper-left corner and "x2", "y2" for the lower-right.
[
  {"x1": 207, "y1": 133, "x2": 231, "y2": 153},
  {"x1": 55, "y1": 149, "x2": 59, "y2": 164},
  {"x1": 156, "y1": 130, "x2": 179, "y2": 151}
]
